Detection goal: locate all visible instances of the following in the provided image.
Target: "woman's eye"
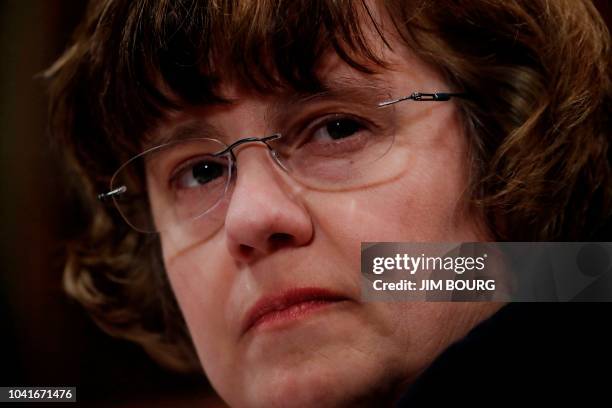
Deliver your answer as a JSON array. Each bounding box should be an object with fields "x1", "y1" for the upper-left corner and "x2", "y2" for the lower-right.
[
  {"x1": 312, "y1": 118, "x2": 365, "y2": 142},
  {"x1": 174, "y1": 160, "x2": 225, "y2": 189}
]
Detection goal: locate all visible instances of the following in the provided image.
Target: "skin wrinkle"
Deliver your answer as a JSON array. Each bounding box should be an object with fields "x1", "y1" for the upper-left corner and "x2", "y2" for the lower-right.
[{"x1": 311, "y1": 345, "x2": 386, "y2": 405}]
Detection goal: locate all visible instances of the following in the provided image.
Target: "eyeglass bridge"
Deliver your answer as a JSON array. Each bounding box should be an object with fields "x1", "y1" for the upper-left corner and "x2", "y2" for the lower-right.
[{"x1": 215, "y1": 133, "x2": 282, "y2": 159}]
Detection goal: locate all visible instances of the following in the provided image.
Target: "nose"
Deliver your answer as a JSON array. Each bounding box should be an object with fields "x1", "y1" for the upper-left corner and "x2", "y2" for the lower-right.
[{"x1": 224, "y1": 144, "x2": 313, "y2": 264}]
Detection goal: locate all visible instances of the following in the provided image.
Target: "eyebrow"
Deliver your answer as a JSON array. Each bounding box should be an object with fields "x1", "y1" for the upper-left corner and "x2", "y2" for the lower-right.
[
  {"x1": 268, "y1": 75, "x2": 394, "y2": 124},
  {"x1": 144, "y1": 121, "x2": 224, "y2": 151},
  {"x1": 285, "y1": 76, "x2": 394, "y2": 112},
  {"x1": 145, "y1": 75, "x2": 394, "y2": 150}
]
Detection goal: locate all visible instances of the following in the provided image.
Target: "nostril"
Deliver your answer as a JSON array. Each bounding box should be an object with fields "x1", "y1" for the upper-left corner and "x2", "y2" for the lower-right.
[
  {"x1": 239, "y1": 244, "x2": 254, "y2": 258},
  {"x1": 269, "y1": 232, "x2": 293, "y2": 248},
  {"x1": 235, "y1": 234, "x2": 293, "y2": 260}
]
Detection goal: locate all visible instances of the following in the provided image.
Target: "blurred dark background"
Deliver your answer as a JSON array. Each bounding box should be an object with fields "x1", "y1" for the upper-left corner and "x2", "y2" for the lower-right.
[{"x1": 0, "y1": 1, "x2": 610, "y2": 407}]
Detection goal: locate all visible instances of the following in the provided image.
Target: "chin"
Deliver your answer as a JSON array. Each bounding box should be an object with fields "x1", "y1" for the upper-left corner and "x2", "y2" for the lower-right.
[{"x1": 226, "y1": 349, "x2": 408, "y2": 408}]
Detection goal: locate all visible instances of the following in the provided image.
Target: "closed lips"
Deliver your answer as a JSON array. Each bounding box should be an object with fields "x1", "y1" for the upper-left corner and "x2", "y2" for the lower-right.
[{"x1": 242, "y1": 287, "x2": 349, "y2": 335}]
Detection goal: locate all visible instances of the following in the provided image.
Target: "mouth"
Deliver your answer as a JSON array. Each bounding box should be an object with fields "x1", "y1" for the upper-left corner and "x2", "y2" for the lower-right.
[{"x1": 242, "y1": 287, "x2": 349, "y2": 335}]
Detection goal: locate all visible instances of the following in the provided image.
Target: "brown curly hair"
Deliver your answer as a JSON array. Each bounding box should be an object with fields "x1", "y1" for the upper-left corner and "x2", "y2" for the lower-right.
[{"x1": 45, "y1": 0, "x2": 612, "y2": 372}]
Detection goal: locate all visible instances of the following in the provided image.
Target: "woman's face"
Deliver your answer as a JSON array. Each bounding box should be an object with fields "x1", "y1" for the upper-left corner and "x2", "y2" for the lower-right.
[{"x1": 150, "y1": 27, "x2": 501, "y2": 407}]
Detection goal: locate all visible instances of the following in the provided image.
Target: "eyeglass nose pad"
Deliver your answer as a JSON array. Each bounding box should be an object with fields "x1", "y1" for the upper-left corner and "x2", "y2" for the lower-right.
[{"x1": 268, "y1": 148, "x2": 290, "y2": 173}]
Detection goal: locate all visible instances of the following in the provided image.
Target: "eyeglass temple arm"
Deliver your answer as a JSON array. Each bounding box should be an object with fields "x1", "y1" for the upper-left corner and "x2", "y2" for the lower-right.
[
  {"x1": 98, "y1": 185, "x2": 127, "y2": 202},
  {"x1": 378, "y1": 92, "x2": 468, "y2": 107}
]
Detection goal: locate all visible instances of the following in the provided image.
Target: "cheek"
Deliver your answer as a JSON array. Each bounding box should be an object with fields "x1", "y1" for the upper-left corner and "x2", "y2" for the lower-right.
[
  {"x1": 308, "y1": 137, "x2": 475, "y2": 245},
  {"x1": 160, "y1": 238, "x2": 238, "y2": 388},
  {"x1": 390, "y1": 148, "x2": 471, "y2": 238}
]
